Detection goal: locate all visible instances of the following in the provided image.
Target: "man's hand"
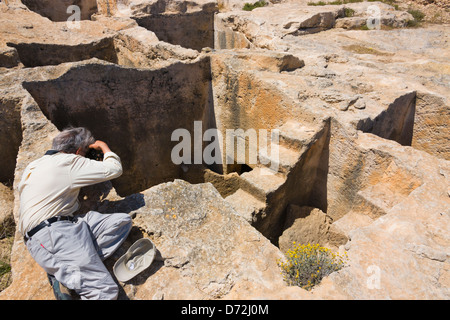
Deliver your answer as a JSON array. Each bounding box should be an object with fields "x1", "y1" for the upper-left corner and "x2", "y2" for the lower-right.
[{"x1": 89, "y1": 140, "x2": 112, "y2": 154}]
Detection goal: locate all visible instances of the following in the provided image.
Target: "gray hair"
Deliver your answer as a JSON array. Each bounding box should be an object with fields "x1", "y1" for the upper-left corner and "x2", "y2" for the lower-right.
[{"x1": 52, "y1": 127, "x2": 95, "y2": 154}]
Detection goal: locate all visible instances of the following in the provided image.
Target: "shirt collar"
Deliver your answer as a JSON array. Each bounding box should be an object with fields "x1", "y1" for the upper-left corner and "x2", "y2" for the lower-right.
[{"x1": 44, "y1": 150, "x2": 60, "y2": 156}]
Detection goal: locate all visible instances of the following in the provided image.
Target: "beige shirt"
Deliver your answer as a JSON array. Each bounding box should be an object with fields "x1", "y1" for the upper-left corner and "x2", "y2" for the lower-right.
[{"x1": 18, "y1": 151, "x2": 123, "y2": 235}]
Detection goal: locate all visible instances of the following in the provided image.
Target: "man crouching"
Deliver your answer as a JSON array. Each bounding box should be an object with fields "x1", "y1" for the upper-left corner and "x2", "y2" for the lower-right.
[{"x1": 18, "y1": 127, "x2": 132, "y2": 300}]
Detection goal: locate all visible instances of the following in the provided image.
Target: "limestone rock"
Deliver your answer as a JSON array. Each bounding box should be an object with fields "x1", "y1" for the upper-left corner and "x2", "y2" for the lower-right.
[
  {"x1": 0, "y1": 179, "x2": 309, "y2": 300},
  {"x1": 114, "y1": 26, "x2": 200, "y2": 68},
  {"x1": 215, "y1": 2, "x2": 415, "y2": 50},
  {"x1": 21, "y1": 0, "x2": 98, "y2": 22},
  {"x1": 120, "y1": 179, "x2": 299, "y2": 299},
  {"x1": 0, "y1": 4, "x2": 117, "y2": 67},
  {"x1": 315, "y1": 132, "x2": 450, "y2": 299},
  {"x1": 126, "y1": 0, "x2": 218, "y2": 51},
  {"x1": 211, "y1": 48, "x2": 304, "y2": 73},
  {"x1": 278, "y1": 205, "x2": 348, "y2": 254},
  {"x1": 411, "y1": 92, "x2": 450, "y2": 160},
  {"x1": 0, "y1": 47, "x2": 22, "y2": 68},
  {"x1": 215, "y1": 4, "x2": 344, "y2": 50},
  {"x1": 334, "y1": 2, "x2": 414, "y2": 29}
]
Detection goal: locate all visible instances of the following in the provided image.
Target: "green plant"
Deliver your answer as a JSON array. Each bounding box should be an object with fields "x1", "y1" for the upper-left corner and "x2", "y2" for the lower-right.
[
  {"x1": 0, "y1": 261, "x2": 11, "y2": 278},
  {"x1": 308, "y1": 0, "x2": 366, "y2": 5},
  {"x1": 408, "y1": 9, "x2": 425, "y2": 22},
  {"x1": 360, "y1": 23, "x2": 370, "y2": 30},
  {"x1": 243, "y1": 0, "x2": 267, "y2": 11},
  {"x1": 307, "y1": 1, "x2": 328, "y2": 6},
  {"x1": 406, "y1": 19, "x2": 418, "y2": 27},
  {"x1": 0, "y1": 218, "x2": 15, "y2": 292},
  {"x1": 278, "y1": 243, "x2": 347, "y2": 291},
  {"x1": 0, "y1": 261, "x2": 12, "y2": 292},
  {"x1": 0, "y1": 239, "x2": 13, "y2": 292},
  {"x1": 406, "y1": 8, "x2": 425, "y2": 28},
  {"x1": 344, "y1": 7, "x2": 355, "y2": 17},
  {"x1": 308, "y1": 0, "x2": 400, "y2": 8}
]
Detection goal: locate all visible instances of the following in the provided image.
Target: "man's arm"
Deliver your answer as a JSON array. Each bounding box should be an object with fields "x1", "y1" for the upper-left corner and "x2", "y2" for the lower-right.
[
  {"x1": 70, "y1": 140, "x2": 123, "y2": 189},
  {"x1": 89, "y1": 140, "x2": 112, "y2": 154}
]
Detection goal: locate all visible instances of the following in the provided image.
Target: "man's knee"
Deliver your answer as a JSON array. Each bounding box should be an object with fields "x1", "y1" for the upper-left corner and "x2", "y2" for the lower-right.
[
  {"x1": 122, "y1": 213, "x2": 132, "y2": 227},
  {"x1": 101, "y1": 282, "x2": 119, "y2": 300},
  {"x1": 117, "y1": 213, "x2": 132, "y2": 236},
  {"x1": 79, "y1": 276, "x2": 119, "y2": 300}
]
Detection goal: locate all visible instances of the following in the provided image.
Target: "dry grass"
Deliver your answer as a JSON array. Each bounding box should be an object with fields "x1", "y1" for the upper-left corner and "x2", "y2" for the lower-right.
[
  {"x1": 0, "y1": 217, "x2": 15, "y2": 292},
  {"x1": 342, "y1": 44, "x2": 394, "y2": 56}
]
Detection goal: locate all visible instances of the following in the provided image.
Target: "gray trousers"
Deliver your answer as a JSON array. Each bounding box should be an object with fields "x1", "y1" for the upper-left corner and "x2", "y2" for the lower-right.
[{"x1": 25, "y1": 211, "x2": 132, "y2": 300}]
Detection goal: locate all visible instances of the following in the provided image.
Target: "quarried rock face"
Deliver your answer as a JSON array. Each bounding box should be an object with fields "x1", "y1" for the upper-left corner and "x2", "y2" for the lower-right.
[
  {"x1": 117, "y1": 179, "x2": 305, "y2": 299},
  {"x1": 0, "y1": 47, "x2": 21, "y2": 68},
  {"x1": 323, "y1": 132, "x2": 450, "y2": 299},
  {"x1": 0, "y1": 92, "x2": 22, "y2": 185},
  {"x1": 411, "y1": 92, "x2": 450, "y2": 160},
  {"x1": 132, "y1": 2, "x2": 217, "y2": 51},
  {"x1": 22, "y1": 57, "x2": 212, "y2": 196},
  {"x1": 21, "y1": 0, "x2": 98, "y2": 21}
]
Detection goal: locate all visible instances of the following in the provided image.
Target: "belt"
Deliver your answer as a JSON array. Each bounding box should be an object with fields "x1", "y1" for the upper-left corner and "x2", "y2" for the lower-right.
[{"x1": 24, "y1": 216, "x2": 77, "y2": 243}]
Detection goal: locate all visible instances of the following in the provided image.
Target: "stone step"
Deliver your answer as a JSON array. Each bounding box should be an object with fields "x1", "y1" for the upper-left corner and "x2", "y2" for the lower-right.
[
  {"x1": 225, "y1": 188, "x2": 266, "y2": 223},
  {"x1": 352, "y1": 183, "x2": 408, "y2": 219},
  {"x1": 330, "y1": 210, "x2": 374, "y2": 239},
  {"x1": 239, "y1": 166, "x2": 286, "y2": 202},
  {"x1": 278, "y1": 120, "x2": 321, "y2": 150},
  {"x1": 258, "y1": 142, "x2": 301, "y2": 174}
]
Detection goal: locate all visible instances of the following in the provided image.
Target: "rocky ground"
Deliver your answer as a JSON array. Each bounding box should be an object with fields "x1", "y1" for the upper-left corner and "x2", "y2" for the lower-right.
[
  {"x1": 399, "y1": 0, "x2": 450, "y2": 24},
  {"x1": 0, "y1": 0, "x2": 449, "y2": 300}
]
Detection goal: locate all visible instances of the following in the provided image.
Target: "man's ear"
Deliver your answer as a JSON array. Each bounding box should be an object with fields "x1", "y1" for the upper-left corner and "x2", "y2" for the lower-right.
[{"x1": 76, "y1": 147, "x2": 83, "y2": 155}]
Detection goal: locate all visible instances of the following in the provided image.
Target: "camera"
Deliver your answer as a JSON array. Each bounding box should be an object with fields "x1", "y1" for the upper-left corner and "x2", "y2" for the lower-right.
[{"x1": 86, "y1": 148, "x2": 104, "y2": 161}]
